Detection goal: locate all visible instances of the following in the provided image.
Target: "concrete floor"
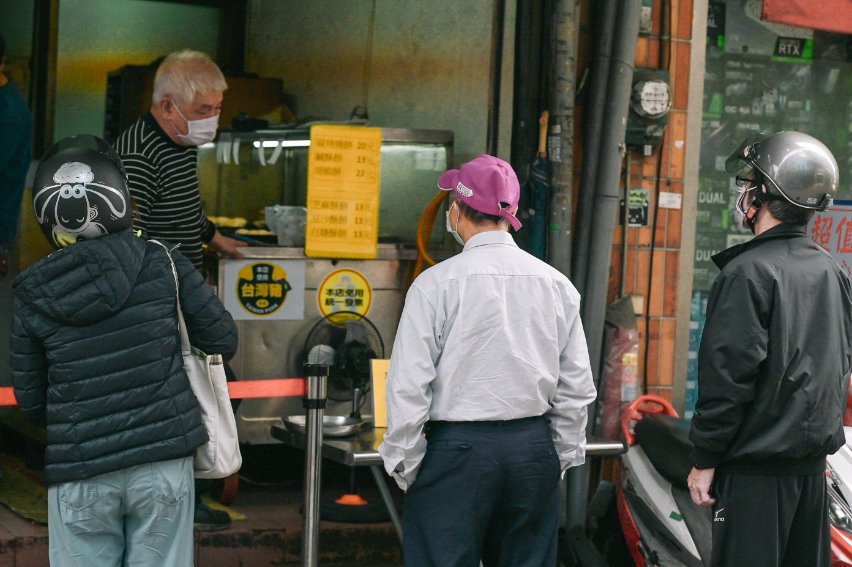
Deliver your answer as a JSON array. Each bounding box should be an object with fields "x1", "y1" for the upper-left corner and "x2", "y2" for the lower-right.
[
  {"x1": 0, "y1": 481, "x2": 403, "y2": 566},
  {"x1": 0, "y1": 443, "x2": 404, "y2": 566}
]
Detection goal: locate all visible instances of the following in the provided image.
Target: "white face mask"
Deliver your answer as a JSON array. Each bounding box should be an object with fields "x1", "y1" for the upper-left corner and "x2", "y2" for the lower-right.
[
  {"x1": 735, "y1": 184, "x2": 759, "y2": 232},
  {"x1": 734, "y1": 187, "x2": 748, "y2": 228},
  {"x1": 173, "y1": 103, "x2": 219, "y2": 146},
  {"x1": 445, "y1": 202, "x2": 465, "y2": 246}
]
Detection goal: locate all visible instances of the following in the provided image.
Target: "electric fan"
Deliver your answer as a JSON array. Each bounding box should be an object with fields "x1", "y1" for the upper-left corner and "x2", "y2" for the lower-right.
[{"x1": 302, "y1": 311, "x2": 385, "y2": 418}]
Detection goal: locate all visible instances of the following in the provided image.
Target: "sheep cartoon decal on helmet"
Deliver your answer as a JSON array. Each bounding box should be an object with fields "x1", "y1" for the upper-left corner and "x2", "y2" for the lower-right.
[
  {"x1": 34, "y1": 161, "x2": 128, "y2": 247},
  {"x1": 33, "y1": 135, "x2": 133, "y2": 249}
]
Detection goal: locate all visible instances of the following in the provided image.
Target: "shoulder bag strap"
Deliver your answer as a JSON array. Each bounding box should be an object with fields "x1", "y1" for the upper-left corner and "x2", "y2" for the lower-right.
[{"x1": 149, "y1": 239, "x2": 191, "y2": 351}]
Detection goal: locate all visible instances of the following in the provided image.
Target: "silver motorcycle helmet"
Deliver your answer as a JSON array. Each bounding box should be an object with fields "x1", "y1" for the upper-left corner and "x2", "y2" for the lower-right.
[
  {"x1": 33, "y1": 135, "x2": 132, "y2": 249},
  {"x1": 725, "y1": 131, "x2": 839, "y2": 211}
]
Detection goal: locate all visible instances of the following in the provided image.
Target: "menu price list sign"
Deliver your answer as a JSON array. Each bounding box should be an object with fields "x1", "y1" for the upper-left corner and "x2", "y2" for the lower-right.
[{"x1": 305, "y1": 125, "x2": 382, "y2": 259}]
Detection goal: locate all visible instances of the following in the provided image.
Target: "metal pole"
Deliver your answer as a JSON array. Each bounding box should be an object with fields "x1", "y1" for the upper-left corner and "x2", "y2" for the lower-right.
[
  {"x1": 571, "y1": 0, "x2": 617, "y2": 294},
  {"x1": 30, "y1": 0, "x2": 59, "y2": 154},
  {"x1": 583, "y1": 0, "x2": 640, "y2": 402},
  {"x1": 568, "y1": 0, "x2": 641, "y2": 533},
  {"x1": 621, "y1": 150, "x2": 632, "y2": 298},
  {"x1": 486, "y1": 0, "x2": 507, "y2": 155},
  {"x1": 302, "y1": 364, "x2": 328, "y2": 567},
  {"x1": 546, "y1": 0, "x2": 580, "y2": 274},
  {"x1": 369, "y1": 465, "x2": 404, "y2": 544},
  {"x1": 582, "y1": 0, "x2": 642, "y2": 406},
  {"x1": 509, "y1": 0, "x2": 545, "y2": 176}
]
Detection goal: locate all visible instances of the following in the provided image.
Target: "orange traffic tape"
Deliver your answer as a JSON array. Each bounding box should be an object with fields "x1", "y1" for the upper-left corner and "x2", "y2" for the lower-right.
[
  {"x1": 0, "y1": 378, "x2": 307, "y2": 407},
  {"x1": 227, "y1": 378, "x2": 306, "y2": 399}
]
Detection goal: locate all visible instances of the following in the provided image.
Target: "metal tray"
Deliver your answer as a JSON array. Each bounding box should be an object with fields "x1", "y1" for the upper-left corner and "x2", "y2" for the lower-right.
[{"x1": 283, "y1": 415, "x2": 364, "y2": 438}]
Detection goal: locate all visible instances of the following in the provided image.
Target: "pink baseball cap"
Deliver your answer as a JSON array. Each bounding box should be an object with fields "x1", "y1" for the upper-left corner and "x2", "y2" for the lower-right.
[{"x1": 437, "y1": 154, "x2": 522, "y2": 231}]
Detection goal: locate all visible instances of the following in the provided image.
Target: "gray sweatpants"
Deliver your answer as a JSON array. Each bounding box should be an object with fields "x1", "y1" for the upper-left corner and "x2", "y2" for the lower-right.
[{"x1": 48, "y1": 456, "x2": 195, "y2": 567}]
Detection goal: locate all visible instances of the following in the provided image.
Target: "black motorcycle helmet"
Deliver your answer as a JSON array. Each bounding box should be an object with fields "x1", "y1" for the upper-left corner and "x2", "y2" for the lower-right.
[
  {"x1": 725, "y1": 131, "x2": 839, "y2": 212},
  {"x1": 33, "y1": 134, "x2": 132, "y2": 249}
]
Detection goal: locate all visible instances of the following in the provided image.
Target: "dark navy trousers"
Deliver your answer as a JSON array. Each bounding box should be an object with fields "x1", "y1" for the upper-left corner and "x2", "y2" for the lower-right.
[{"x1": 402, "y1": 416, "x2": 561, "y2": 567}]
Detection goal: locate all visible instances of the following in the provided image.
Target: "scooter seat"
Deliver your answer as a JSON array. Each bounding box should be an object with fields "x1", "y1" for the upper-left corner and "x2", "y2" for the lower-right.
[{"x1": 634, "y1": 413, "x2": 693, "y2": 489}]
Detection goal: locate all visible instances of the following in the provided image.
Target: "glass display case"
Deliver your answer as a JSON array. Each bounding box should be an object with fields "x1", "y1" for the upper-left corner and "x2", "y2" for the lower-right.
[{"x1": 197, "y1": 126, "x2": 453, "y2": 245}]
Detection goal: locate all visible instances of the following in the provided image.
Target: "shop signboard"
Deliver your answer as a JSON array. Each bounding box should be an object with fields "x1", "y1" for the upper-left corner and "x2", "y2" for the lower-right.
[
  {"x1": 808, "y1": 200, "x2": 852, "y2": 277},
  {"x1": 222, "y1": 259, "x2": 306, "y2": 321},
  {"x1": 305, "y1": 124, "x2": 382, "y2": 259},
  {"x1": 316, "y1": 268, "x2": 373, "y2": 319}
]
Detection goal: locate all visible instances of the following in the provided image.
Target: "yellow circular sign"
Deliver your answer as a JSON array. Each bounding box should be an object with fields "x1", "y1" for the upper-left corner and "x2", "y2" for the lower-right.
[
  {"x1": 236, "y1": 262, "x2": 292, "y2": 316},
  {"x1": 317, "y1": 268, "x2": 372, "y2": 318}
]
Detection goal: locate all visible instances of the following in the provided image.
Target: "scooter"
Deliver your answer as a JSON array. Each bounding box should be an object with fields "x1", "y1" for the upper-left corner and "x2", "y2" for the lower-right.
[
  {"x1": 825, "y1": 388, "x2": 852, "y2": 565},
  {"x1": 613, "y1": 394, "x2": 852, "y2": 567}
]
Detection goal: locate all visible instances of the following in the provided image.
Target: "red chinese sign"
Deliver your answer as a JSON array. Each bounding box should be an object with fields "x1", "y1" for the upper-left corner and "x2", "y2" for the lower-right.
[
  {"x1": 762, "y1": 0, "x2": 852, "y2": 35},
  {"x1": 809, "y1": 201, "x2": 852, "y2": 277}
]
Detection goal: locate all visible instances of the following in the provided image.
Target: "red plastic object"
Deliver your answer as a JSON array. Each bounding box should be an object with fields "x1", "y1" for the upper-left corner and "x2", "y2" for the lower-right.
[
  {"x1": 843, "y1": 385, "x2": 852, "y2": 427},
  {"x1": 335, "y1": 493, "x2": 369, "y2": 506},
  {"x1": 831, "y1": 524, "x2": 852, "y2": 566},
  {"x1": 616, "y1": 480, "x2": 647, "y2": 567},
  {"x1": 621, "y1": 395, "x2": 679, "y2": 446}
]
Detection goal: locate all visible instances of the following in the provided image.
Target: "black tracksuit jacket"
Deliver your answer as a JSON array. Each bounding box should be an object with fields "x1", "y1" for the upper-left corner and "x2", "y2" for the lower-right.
[
  {"x1": 689, "y1": 223, "x2": 852, "y2": 475},
  {"x1": 11, "y1": 229, "x2": 237, "y2": 486}
]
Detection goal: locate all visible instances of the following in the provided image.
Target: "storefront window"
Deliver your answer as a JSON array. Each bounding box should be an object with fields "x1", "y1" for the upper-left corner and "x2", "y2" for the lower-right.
[{"x1": 687, "y1": 0, "x2": 851, "y2": 415}]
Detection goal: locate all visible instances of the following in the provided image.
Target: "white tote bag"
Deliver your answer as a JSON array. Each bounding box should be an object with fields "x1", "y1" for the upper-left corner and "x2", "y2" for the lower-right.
[{"x1": 152, "y1": 240, "x2": 242, "y2": 479}]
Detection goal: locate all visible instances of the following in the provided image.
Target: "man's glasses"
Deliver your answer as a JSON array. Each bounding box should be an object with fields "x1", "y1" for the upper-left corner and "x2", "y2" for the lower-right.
[
  {"x1": 735, "y1": 176, "x2": 755, "y2": 188},
  {"x1": 735, "y1": 175, "x2": 759, "y2": 217}
]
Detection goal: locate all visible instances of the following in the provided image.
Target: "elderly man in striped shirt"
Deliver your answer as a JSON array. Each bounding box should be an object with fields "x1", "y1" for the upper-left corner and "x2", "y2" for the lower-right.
[{"x1": 115, "y1": 49, "x2": 245, "y2": 274}]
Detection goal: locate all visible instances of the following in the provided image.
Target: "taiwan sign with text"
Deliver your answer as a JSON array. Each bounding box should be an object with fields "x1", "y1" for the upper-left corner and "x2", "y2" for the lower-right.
[
  {"x1": 221, "y1": 259, "x2": 306, "y2": 321},
  {"x1": 305, "y1": 125, "x2": 382, "y2": 259}
]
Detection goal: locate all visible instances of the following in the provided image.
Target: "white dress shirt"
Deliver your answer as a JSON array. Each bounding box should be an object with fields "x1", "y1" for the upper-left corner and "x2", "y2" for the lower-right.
[{"x1": 378, "y1": 230, "x2": 597, "y2": 490}]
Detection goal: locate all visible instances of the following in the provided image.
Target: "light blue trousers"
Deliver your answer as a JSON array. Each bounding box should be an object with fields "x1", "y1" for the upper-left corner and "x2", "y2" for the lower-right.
[{"x1": 48, "y1": 456, "x2": 195, "y2": 567}]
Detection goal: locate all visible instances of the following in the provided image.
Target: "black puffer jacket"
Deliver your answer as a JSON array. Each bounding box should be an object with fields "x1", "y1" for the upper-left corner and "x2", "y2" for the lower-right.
[
  {"x1": 689, "y1": 224, "x2": 852, "y2": 475},
  {"x1": 11, "y1": 229, "x2": 237, "y2": 485}
]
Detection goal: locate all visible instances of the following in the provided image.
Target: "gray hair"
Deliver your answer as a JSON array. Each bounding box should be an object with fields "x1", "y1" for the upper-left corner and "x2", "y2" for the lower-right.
[
  {"x1": 448, "y1": 192, "x2": 506, "y2": 227},
  {"x1": 152, "y1": 50, "x2": 228, "y2": 106}
]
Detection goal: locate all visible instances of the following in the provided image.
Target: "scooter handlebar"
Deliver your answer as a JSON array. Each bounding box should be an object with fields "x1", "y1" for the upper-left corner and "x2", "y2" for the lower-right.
[{"x1": 622, "y1": 395, "x2": 679, "y2": 446}]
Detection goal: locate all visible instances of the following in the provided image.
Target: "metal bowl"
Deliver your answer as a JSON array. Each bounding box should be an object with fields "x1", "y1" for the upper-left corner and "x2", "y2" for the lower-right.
[{"x1": 283, "y1": 415, "x2": 364, "y2": 438}]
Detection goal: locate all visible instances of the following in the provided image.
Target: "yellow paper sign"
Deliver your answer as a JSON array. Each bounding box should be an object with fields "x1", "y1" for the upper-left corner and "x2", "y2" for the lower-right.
[
  {"x1": 370, "y1": 359, "x2": 390, "y2": 428},
  {"x1": 305, "y1": 125, "x2": 382, "y2": 259}
]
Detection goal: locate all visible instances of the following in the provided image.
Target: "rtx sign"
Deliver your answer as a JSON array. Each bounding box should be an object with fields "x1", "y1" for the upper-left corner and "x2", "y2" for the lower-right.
[{"x1": 774, "y1": 37, "x2": 807, "y2": 58}]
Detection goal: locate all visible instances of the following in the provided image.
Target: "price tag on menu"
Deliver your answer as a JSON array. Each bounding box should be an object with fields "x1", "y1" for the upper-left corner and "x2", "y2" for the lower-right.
[{"x1": 305, "y1": 125, "x2": 382, "y2": 259}]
